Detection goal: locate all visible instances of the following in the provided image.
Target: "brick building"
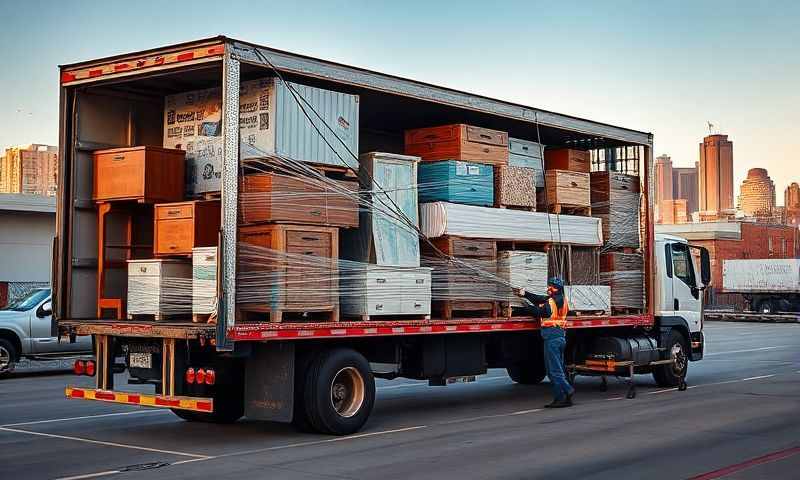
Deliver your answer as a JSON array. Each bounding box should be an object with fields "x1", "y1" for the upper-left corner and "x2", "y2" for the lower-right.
[
  {"x1": 656, "y1": 221, "x2": 799, "y2": 308},
  {"x1": 737, "y1": 168, "x2": 775, "y2": 218}
]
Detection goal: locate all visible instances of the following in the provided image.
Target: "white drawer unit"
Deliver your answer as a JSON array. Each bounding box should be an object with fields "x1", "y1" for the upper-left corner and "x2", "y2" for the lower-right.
[
  {"x1": 508, "y1": 137, "x2": 545, "y2": 187},
  {"x1": 127, "y1": 259, "x2": 192, "y2": 318},
  {"x1": 498, "y1": 250, "x2": 548, "y2": 307},
  {"x1": 192, "y1": 247, "x2": 217, "y2": 316},
  {"x1": 341, "y1": 265, "x2": 432, "y2": 318}
]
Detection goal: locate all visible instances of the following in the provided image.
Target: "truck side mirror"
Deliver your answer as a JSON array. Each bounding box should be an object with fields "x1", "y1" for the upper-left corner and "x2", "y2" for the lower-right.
[
  {"x1": 37, "y1": 300, "x2": 53, "y2": 318},
  {"x1": 699, "y1": 248, "x2": 711, "y2": 286}
]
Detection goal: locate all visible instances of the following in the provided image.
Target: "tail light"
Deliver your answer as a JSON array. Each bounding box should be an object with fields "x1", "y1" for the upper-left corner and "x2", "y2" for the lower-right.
[
  {"x1": 195, "y1": 368, "x2": 206, "y2": 384},
  {"x1": 204, "y1": 369, "x2": 216, "y2": 385},
  {"x1": 85, "y1": 360, "x2": 96, "y2": 377},
  {"x1": 73, "y1": 360, "x2": 85, "y2": 375},
  {"x1": 185, "y1": 368, "x2": 196, "y2": 384}
]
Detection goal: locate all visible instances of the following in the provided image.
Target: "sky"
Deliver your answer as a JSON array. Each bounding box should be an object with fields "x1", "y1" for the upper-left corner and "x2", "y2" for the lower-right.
[{"x1": 1, "y1": 0, "x2": 798, "y2": 204}]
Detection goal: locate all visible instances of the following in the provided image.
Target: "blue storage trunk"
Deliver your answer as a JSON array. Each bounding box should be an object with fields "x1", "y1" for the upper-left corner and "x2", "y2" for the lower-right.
[{"x1": 418, "y1": 161, "x2": 494, "y2": 206}]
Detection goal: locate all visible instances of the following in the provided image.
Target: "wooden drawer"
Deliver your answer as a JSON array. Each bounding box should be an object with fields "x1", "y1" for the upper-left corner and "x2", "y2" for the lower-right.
[
  {"x1": 285, "y1": 244, "x2": 331, "y2": 257},
  {"x1": 544, "y1": 149, "x2": 590, "y2": 173},
  {"x1": 286, "y1": 230, "x2": 332, "y2": 248},
  {"x1": 93, "y1": 146, "x2": 185, "y2": 203},
  {"x1": 153, "y1": 200, "x2": 220, "y2": 256},
  {"x1": 404, "y1": 124, "x2": 509, "y2": 166},
  {"x1": 545, "y1": 170, "x2": 590, "y2": 207},
  {"x1": 427, "y1": 236, "x2": 497, "y2": 258},
  {"x1": 239, "y1": 173, "x2": 358, "y2": 227}
]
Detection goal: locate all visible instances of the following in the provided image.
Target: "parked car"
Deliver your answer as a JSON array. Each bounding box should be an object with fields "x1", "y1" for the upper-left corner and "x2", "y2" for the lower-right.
[{"x1": 0, "y1": 288, "x2": 92, "y2": 375}]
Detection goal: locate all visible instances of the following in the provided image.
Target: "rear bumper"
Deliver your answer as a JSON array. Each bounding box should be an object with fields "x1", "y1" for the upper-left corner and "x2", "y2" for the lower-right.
[{"x1": 65, "y1": 387, "x2": 213, "y2": 413}]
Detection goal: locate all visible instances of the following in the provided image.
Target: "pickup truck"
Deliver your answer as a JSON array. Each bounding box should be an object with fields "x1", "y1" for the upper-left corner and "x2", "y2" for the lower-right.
[{"x1": 0, "y1": 288, "x2": 91, "y2": 375}]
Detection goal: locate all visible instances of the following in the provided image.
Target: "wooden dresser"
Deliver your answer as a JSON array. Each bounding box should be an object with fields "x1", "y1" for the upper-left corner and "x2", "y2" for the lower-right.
[
  {"x1": 544, "y1": 148, "x2": 591, "y2": 173},
  {"x1": 154, "y1": 200, "x2": 220, "y2": 256},
  {"x1": 404, "y1": 124, "x2": 508, "y2": 166},
  {"x1": 238, "y1": 224, "x2": 339, "y2": 322}
]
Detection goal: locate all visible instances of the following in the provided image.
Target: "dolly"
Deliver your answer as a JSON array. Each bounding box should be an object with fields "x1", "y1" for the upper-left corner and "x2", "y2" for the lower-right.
[{"x1": 568, "y1": 354, "x2": 688, "y2": 399}]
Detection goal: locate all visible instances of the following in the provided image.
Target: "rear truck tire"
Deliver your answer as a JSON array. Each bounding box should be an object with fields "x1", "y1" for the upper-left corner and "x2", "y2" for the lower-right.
[
  {"x1": 303, "y1": 348, "x2": 375, "y2": 435},
  {"x1": 653, "y1": 330, "x2": 689, "y2": 388},
  {"x1": 292, "y1": 350, "x2": 317, "y2": 432},
  {"x1": 507, "y1": 360, "x2": 547, "y2": 385},
  {"x1": 758, "y1": 299, "x2": 775, "y2": 314},
  {"x1": 0, "y1": 338, "x2": 17, "y2": 376}
]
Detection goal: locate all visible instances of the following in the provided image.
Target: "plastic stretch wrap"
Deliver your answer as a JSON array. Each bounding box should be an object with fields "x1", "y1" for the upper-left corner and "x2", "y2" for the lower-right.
[
  {"x1": 417, "y1": 160, "x2": 494, "y2": 206},
  {"x1": 127, "y1": 259, "x2": 192, "y2": 317},
  {"x1": 508, "y1": 137, "x2": 545, "y2": 186},
  {"x1": 420, "y1": 202, "x2": 603, "y2": 245},
  {"x1": 600, "y1": 252, "x2": 645, "y2": 310},
  {"x1": 592, "y1": 190, "x2": 641, "y2": 250},
  {"x1": 497, "y1": 251, "x2": 548, "y2": 306},
  {"x1": 494, "y1": 165, "x2": 537, "y2": 208},
  {"x1": 565, "y1": 285, "x2": 611, "y2": 312}
]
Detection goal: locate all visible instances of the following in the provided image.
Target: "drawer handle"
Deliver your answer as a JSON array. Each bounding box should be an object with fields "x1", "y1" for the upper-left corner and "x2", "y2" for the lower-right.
[
  {"x1": 169, "y1": 245, "x2": 177, "y2": 249},
  {"x1": 479, "y1": 134, "x2": 492, "y2": 140},
  {"x1": 521, "y1": 146, "x2": 529, "y2": 151},
  {"x1": 467, "y1": 246, "x2": 479, "y2": 251},
  {"x1": 415, "y1": 279, "x2": 424, "y2": 284},
  {"x1": 525, "y1": 258, "x2": 533, "y2": 264},
  {"x1": 301, "y1": 236, "x2": 320, "y2": 242},
  {"x1": 423, "y1": 134, "x2": 438, "y2": 140},
  {"x1": 303, "y1": 251, "x2": 315, "y2": 255},
  {"x1": 570, "y1": 181, "x2": 578, "y2": 187},
  {"x1": 621, "y1": 185, "x2": 629, "y2": 190},
  {"x1": 375, "y1": 304, "x2": 383, "y2": 310},
  {"x1": 414, "y1": 302, "x2": 422, "y2": 308},
  {"x1": 112, "y1": 155, "x2": 126, "y2": 160},
  {"x1": 482, "y1": 148, "x2": 490, "y2": 153},
  {"x1": 376, "y1": 278, "x2": 387, "y2": 283},
  {"x1": 167, "y1": 209, "x2": 182, "y2": 216},
  {"x1": 309, "y1": 210, "x2": 322, "y2": 216}
]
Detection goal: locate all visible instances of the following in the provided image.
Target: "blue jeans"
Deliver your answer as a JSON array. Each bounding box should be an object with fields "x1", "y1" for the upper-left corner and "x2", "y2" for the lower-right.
[{"x1": 541, "y1": 327, "x2": 574, "y2": 401}]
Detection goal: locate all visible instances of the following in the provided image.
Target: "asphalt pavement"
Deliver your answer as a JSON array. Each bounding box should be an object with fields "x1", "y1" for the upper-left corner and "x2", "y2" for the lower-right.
[{"x1": 1, "y1": 321, "x2": 798, "y2": 480}]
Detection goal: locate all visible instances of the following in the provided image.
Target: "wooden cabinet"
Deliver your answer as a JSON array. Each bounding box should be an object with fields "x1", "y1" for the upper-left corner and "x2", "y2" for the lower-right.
[
  {"x1": 239, "y1": 173, "x2": 358, "y2": 227},
  {"x1": 154, "y1": 200, "x2": 220, "y2": 256},
  {"x1": 497, "y1": 251, "x2": 548, "y2": 307},
  {"x1": 93, "y1": 146, "x2": 185, "y2": 203},
  {"x1": 127, "y1": 259, "x2": 192, "y2": 319},
  {"x1": 591, "y1": 171, "x2": 641, "y2": 249},
  {"x1": 544, "y1": 170, "x2": 590, "y2": 208},
  {"x1": 404, "y1": 124, "x2": 509, "y2": 166},
  {"x1": 544, "y1": 148, "x2": 590, "y2": 173},
  {"x1": 238, "y1": 224, "x2": 339, "y2": 321},
  {"x1": 427, "y1": 236, "x2": 497, "y2": 257},
  {"x1": 340, "y1": 266, "x2": 432, "y2": 319},
  {"x1": 192, "y1": 247, "x2": 217, "y2": 319}
]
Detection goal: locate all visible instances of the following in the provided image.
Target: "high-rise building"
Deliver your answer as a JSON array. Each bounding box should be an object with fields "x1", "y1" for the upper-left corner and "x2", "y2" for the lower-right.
[
  {"x1": 699, "y1": 134, "x2": 734, "y2": 215},
  {"x1": 0, "y1": 144, "x2": 58, "y2": 196},
  {"x1": 673, "y1": 163, "x2": 699, "y2": 215},
  {"x1": 786, "y1": 182, "x2": 800, "y2": 226},
  {"x1": 661, "y1": 199, "x2": 688, "y2": 225},
  {"x1": 738, "y1": 168, "x2": 775, "y2": 218},
  {"x1": 654, "y1": 154, "x2": 673, "y2": 223}
]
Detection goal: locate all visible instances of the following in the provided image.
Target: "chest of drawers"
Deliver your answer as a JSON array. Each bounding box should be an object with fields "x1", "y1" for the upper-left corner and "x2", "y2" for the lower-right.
[
  {"x1": 418, "y1": 160, "x2": 494, "y2": 206},
  {"x1": 544, "y1": 148, "x2": 590, "y2": 173},
  {"x1": 93, "y1": 146, "x2": 185, "y2": 203},
  {"x1": 153, "y1": 200, "x2": 220, "y2": 256},
  {"x1": 405, "y1": 124, "x2": 508, "y2": 166},
  {"x1": 127, "y1": 259, "x2": 192, "y2": 318},
  {"x1": 340, "y1": 265, "x2": 432, "y2": 319}
]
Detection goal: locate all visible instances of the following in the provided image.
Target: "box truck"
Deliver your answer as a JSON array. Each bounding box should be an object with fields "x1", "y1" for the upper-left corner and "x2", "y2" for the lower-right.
[{"x1": 723, "y1": 259, "x2": 800, "y2": 313}]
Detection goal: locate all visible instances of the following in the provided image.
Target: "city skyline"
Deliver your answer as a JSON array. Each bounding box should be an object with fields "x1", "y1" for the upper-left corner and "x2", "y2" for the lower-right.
[{"x1": 1, "y1": 1, "x2": 798, "y2": 201}]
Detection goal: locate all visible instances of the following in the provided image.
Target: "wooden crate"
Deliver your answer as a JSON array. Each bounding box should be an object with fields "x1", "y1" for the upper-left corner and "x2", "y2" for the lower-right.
[
  {"x1": 153, "y1": 200, "x2": 220, "y2": 256},
  {"x1": 239, "y1": 172, "x2": 358, "y2": 227},
  {"x1": 404, "y1": 124, "x2": 509, "y2": 166},
  {"x1": 544, "y1": 148, "x2": 590, "y2": 173},
  {"x1": 548, "y1": 245, "x2": 600, "y2": 285},
  {"x1": 93, "y1": 146, "x2": 185, "y2": 203},
  {"x1": 494, "y1": 165, "x2": 536, "y2": 209},
  {"x1": 591, "y1": 171, "x2": 641, "y2": 249},
  {"x1": 238, "y1": 224, "x2": 339, "y2": 322},
  {"x1": 418, "y1": 160, "x2": 495, "y2": 206},
  {"x1": 544, "y1": 170, "x2": 590, "y2": 210},
  {"x1": 600, "y1": 252, "x2": 644, "y2": 311},
  {"x1": 340, "y1": 265, "x2": 432, "y2": 320}
]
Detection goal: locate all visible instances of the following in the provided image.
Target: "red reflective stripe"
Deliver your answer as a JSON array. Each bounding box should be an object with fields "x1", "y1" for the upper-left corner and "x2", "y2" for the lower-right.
[
  {"x1": 69, "y1": 389, "x2": 85, "y2": 398},
  {"x1": 61, "y1": 72, "x2": 77, "y2": 83},
  {"x1": 196, "y1": 401, "x2": 213, "y2": 412},
  {"x1": 176, "y1": 52, "x2": 194, "y2": 61},
  {"x1": 207, "y1": 46, "x2": 225, "y2": 55},
  {"x1": 95, "y1": 391, "x2": 116, "y2": 401},
  {"x1": 113, "y1": 63, "x2": 130, "y2": 71},
  {"x1": 125, "y1": 394, "x2": 140, "y2": 404},
  {"x1": 154, "y1": 397, "x2": 180, "y2": 407},
  {"x1": 88, "y1": 69, "x2": 103, "y2": 77}
]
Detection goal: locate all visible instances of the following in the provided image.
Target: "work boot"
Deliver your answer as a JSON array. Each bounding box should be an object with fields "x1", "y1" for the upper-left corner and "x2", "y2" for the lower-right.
[{"x1": 544, "y1": 398, "x2": 572, "y2": 408}]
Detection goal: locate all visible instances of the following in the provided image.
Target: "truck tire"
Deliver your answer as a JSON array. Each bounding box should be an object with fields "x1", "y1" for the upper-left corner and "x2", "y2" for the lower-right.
[
  {"x1": 653, "y1": 330, "x2": 689, "y2": 388},
  {"x1": 303, "y1": 348, "x2": 375, "y2": 435},
  {"x1": 507, "y1": 360, "x2": 546, "y2": 385},
  {"x1": 758, "y1": 299, "x2": 775, "y2": 314},
  {"x1": 292, "y1": 350, "x2": 317, "y2": 432},
  {"x1": 0, "y1": 338, "x2": 17, "y2": 377}
]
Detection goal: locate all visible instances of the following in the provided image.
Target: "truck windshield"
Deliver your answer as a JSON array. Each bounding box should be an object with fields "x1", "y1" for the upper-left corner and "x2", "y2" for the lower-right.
[{"x1": 3, "y1": 288, "x2": 51, "y2": 312}]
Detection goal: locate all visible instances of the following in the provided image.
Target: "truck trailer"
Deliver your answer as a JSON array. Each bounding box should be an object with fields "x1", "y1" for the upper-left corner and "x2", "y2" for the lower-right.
[
  {"x1": 54, "y1": 37, "x2": 711, "y2": 435},
  {"x1": 722, "y1": 259, "x2": 800, "y2": 313}
]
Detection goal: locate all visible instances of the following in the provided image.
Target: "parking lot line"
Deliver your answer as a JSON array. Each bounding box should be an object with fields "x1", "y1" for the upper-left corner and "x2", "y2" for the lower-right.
[{"x1": 1, "y1": 409, "x2": 165, "y2": 428}]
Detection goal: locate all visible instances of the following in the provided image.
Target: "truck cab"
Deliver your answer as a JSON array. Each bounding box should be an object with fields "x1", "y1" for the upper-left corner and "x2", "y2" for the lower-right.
[
  {"x1": 655, "y1": 234, "x2": 711, "y2": 367},
  {"x1": 0, "y1": 288, "x2": 92, "y2": 375}
]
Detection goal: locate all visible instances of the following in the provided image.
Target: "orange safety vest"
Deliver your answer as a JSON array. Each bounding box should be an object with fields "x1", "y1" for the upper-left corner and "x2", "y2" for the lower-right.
[{"x1": 541, "y1": 297, "x2": 570, "y2": 328}]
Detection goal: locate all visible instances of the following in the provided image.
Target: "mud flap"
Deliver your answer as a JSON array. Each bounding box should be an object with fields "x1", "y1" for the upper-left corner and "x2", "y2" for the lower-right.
[{"x1": 244, "y1": 342, "x2": 294, "y2": 422}]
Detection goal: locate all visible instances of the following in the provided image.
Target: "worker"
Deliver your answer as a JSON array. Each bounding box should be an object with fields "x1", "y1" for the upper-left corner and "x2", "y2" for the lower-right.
[{"x1": 514, "y1": 278, "x2": 575, "y2": 408}]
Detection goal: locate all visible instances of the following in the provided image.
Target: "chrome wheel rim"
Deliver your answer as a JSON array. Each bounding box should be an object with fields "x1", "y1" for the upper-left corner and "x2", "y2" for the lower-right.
[
  {"x1": 671, "y1": 343, "x2": 687, "y2": 375},
  {"x1": 0, "y1": 346, "x2": 12, "y2": 373},
  {"x1": 330, "y1": 367, "x2": 365, "y2": 418}
]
